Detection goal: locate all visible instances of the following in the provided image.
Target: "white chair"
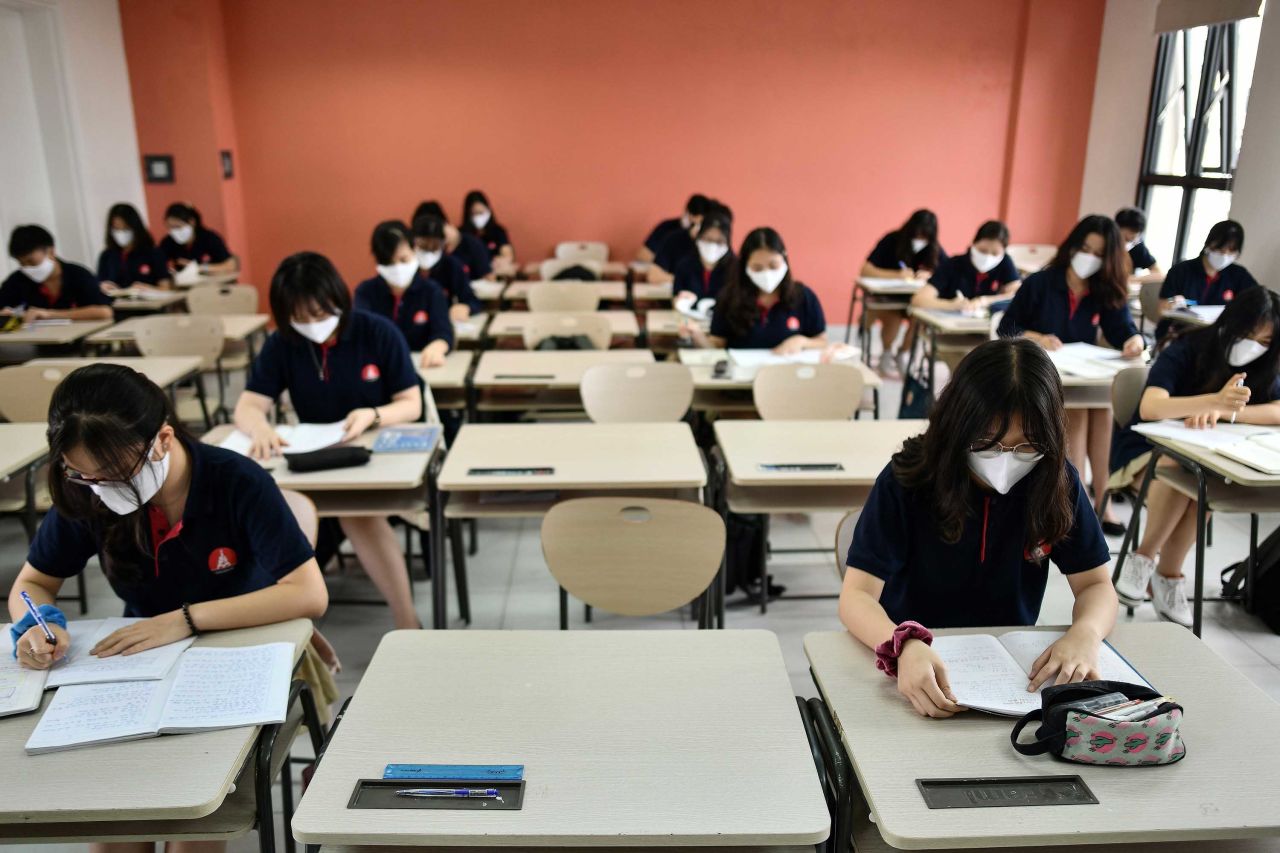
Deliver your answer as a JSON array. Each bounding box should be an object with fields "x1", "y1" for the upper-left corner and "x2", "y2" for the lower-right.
[
  {"x1": 540, "y1": 257, "x2": 603, "y2": 281},
  {"x1": 580, "y1": 363, "x2": 693, "y2": 423},
  {"x1": 527, "y1": 281, "x2": 601, "y2": 313},
  {"x1": 554, "y1": 241, "x2": 609, "y2": 263},
  {"x1": 834, "y1": 511, "x2": 858, "y2": 583},
  {"x1": 752, "y1": 363, "x2": 866, "y2": 421},
  {"x1": 522, "y1": 313, "x2": 613, "y2": 350},
  {"x1": 185, "y1": 283, "x2": 259, "y2": 420},
  {"x1": 1006, "y1": 243, "x2": 1056, "y2": 276},
  {"x1": 133, "y1": 315, "x2": 225, "y2": 428}
]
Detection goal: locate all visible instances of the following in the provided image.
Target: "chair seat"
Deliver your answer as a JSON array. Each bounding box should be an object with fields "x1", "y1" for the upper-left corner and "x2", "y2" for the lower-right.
[{"x1": 1157, "y1": 467, "x2": 1280, "y2": 513}]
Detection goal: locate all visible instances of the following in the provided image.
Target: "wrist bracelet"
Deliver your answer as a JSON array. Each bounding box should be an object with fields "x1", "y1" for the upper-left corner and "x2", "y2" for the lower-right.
[
  {"x1": 874, "y1": 621, "x2": 933, "y2": 678},
  {"x1": 181, "y1": 603, "x2": 200, "y2": 636}
]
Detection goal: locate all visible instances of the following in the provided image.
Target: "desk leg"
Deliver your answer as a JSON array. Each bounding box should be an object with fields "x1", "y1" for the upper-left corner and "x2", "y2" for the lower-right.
[
  {"x1": 872, "y1": 388, "x2": 880, "y2": 420},
  {"x1": 927, "y1": 325, "x2": 938, "y2": 404},
  {"x1": 808, "y1": 694, "x2": 853, "y2": 853},
  {"x1": 1113, "y1": 450, "x2": 1159, "y2": 591},
  {"x1": 845, "y1": 284, "x2": 857, "y2": 347},
  {"x1": 428, "y1": 451, "x2": 448, "y2": 629},
  {"x1": 1192, "y1": 461, "x2": 1207, "y2": 637},
  {"x1": 708, "y1": 447, "x2": 728, "y2": 628}
]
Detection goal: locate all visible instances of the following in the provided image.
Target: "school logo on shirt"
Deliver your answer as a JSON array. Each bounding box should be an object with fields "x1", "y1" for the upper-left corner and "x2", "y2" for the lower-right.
[
  {"x1": 139, "y1": 264, "x2": 151, "y2": 275},
  {"x1": 1224, "y1": 290, "x2": 1234, "y2": 301},
  {"x1": 413, "y1": 310, "x2": 428, "y2": 325},
  {"x1": 1091, "y1": 313, "x2": 1100, "y2": 326},
  {"x1": 361, "y1": 363, "x2": 381, "y2": 382},
  {"x1": 200, "y1": 254, "x2": 211, "y2": 263},
  {"x1": 1024, "y1": 542, "x2": 1053, "y2": 563},
  {"x1": 208, "y1": 547, "x2": 238, "y2": 574},
  {"x1": 786, "y1": 316, "x2": 801, "y2": 331}
]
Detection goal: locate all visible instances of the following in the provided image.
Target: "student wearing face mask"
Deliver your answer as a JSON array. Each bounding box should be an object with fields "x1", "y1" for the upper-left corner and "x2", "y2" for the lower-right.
[
  {"x1": 9, "y1": 363, "x2": 326, "y2": 679},
  {"x1": 1114, "y1": 207, "x2": 1162, "y2": 282},
  {"x1": 413, "y1": 215, "x2": 483, "y2": 321},
  {"x1": 911, "y1": 220, "x2": 1020, "y2": 312},
  {"x1": 158, "y1": 202, "x2": 236, "y2": 275},
  {"x1": 861, "y1": 209, "x2": 947, "y2": 378},
  {"x1": 998, "y1": 215, "x2": 1143, "y2": 532},
  {"x1": 354, "y1": 220, "x2": 453, "y2": 368},
  {"x1": 234, "y1": 252, "x2": 423, "y2": 629},
  {"x1": 1110, "y1": 288, "x2": 1280, "y2": 626},
  {"x1": 96, "y1": 203, "x2": 172, "y2": 295},
  {"x1": 650, "y1": 200, "x2": 732, "y2": 284},
  {"x1": 840, "y1": 338, "x2": 1117, "y2": 718},
  {"x1": 1156, "y1": 219, "x2": 1257, "y2": 340},
  {"x1": 1, "y1": 225, "x2": 113, "y2": 322},
  {"x1": 412, "y1": 200, "x2": 493, "y2": 281},
  {"x1": 460, "y1": 190, "x2": 514, "y2": 273},
  {"x1": 638, "y1": 194, "x2": 709, "y2": 264},
  {"x1": 672, "y1": 210, "x2": 733, "y2": 304}
]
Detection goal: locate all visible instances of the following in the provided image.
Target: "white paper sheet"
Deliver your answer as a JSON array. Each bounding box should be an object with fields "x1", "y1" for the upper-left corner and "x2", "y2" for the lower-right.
[
  {"x1": 1174, "y1": 305, "x2": 1225, "y2": 324},
  {"x1": 25, "y1": 678, "x2": 169, "y2": 753},
  {"x1": 47, "y1": 618, "x2": 194, "y2": 688},
  {"x1": 174, "y1": 261, "x2": 202, "y2": 285},
  {"x1": 218, "y1": 421, "x2": 347, "y2": 457},
  {"x1": 158, "y1": 643, "x2": 292, "y2": 733},
  {"x1": 1133, "y1": 419, "x2": 1272, "y2": 451},
  {"x1": 998, "y1": 631, "x2": 1148, "y2": 687},
  {"x1": 1218, "y1": 440, "x2": 1280, "y2": 474},
  {"x1": 931, "y1": 634, "x2": 1038, "y2": 716}
]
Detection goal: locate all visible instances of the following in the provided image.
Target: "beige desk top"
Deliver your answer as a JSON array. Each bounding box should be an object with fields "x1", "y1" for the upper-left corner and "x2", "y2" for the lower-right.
[
  {"x1": 806, "y1": 623, "x2": 1280, "y2": 849},
  {"x1": 488, "y1": 310, "x2": 638, "y2": 340},
  {"x1": 470, "y1": 280, "x2": 506, "y2": 302},
  {"x1": 439, "y1": 422, "x2": 704, "y2": 491},
  {"x1": 646, "y1": 310, "x2": 708, "y2": 336},
  {"x1": 502, "y1": 281, "x2": 628, "y2": 302},
  {"x1": 0, "y1": 319, "x2": 115, "y2": 346},
  {"x1": 0, "y1": 619, "x2": 311, "y2": 825},
  {"x1": 676, "y1": 349, "x2": 881, "y2": 391},
  {"x1": 908, "y1": 307, "x2": 992, "y2": 334},
  {"x1": 416, "y1": 350, "x2": 473, "y2": 390},
  {"x1": 1147, "y1": 433, "x2": 1280, "y2": 489},
  {"x1": 30, "y1": 355, "x2": 203, "y2": 389},
  {"x1": 452, "y1": 312, "x2": 488, "y2": 343},
  {"x1": 519, "y1": 261, "x2": 630, "y2": 280},
  {"x1": 716, "y1": 420, "x2": 924, "y2": 486},
  {"x1": 291, "y1": 630, "x2": 829, "y2": 847},
  {"x1": 634, "y1": 281, "x2": 674, "y2": 302},
  {"x1": 0, "y1": 423, "x2": 49, "y2": 479},
  {"x1": 473, "y1": 349, "x2": 653, "y2": 388},
  {"x1": 88, "y1": 313, "x2": 269, "y2": 345},
  {"x1": 110, "y1": 291, "x2": 188, "y2": 311},
  {"x1": 856, "y1": 277, "x2": 924, "y2": 296}
]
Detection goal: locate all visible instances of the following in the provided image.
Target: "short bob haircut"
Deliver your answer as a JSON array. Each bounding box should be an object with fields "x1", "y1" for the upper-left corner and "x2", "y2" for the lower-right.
[
  {"x1": 973, "y1": 219, "x2": 1010, "y2": 247},
  {"x1": 370, "y1": 220, "x2": 414, "y2": 266},
  {"x1": 9, "y1": 224, "x2": 54, "y2": 260},
  {"x1": 268, "y1": 251, "x2": 351, "y2": 344}
]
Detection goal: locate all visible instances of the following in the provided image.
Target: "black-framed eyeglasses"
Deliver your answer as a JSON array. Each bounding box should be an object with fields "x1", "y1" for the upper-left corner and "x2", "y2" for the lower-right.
[{"x1": 61, "y1": 434, "x2": 159, "y2": 487}]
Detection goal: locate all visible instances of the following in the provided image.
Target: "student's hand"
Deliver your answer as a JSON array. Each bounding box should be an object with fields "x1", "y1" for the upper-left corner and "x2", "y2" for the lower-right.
[
  {"x1": 1122, "y1": 335, "x2": 1145, "y2": 359},
  {"x1": 674, "y1": 291, "x2": 698, "y2": 310},
  {"x1": 448, "y1": 303, "x2": 471, "y2": 323},
  {"x1": 1028, "y1": 627, "x2": 1101, "y2": 691},
  {"x1": 342, "y1": 407, "x2": 378, "y2": 442},
  {"x1": 897, "y1": 640, "x2": 964, "y2": 718},
  {"x1": 420, "y1": 346, "x2": 446, "y2": 369},
  {"x1": 1030, "y1": 332, "x2": 1063, "y2": 351},
  {"x1": 100, "y1": 281, "x2": 122, "y2": 295},
  {"x1": 1214, "y1": 372, "x2": 1250, "y2": 413},
  {"x1": 249, "y1": 423, "x2": 288, "y2": 459},
  {"x1": 820, "y1": 343, "x2": 857, "y2": 364},
  {"x1": 681, "y1": 320, "x2": 709, "y2": 347},
  {"x1": 1184, "y1": 410, "x2": 1221, "y2": 430},
  {"x1": 899, "y1": 267, "x2": 915, "y2": 281},
  {"x1": 773, "y1": 335, "x2": 809, "y2": 356},
  {"x1": 15, "y1": 624, "x2": 70, "y2": 670},
  {"x1": 914, "y1": 268, "x2": 932, "y2": 281},
  {"x1": 91, "y1": 611, "x2": 191, "y2": 657},
  {"x1": 23, "y1": 308, "x2": 54, "y2": 323}
]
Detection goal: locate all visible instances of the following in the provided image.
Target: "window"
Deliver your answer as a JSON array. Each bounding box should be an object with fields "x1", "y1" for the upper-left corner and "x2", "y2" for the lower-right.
[{"x1": 1136, "y1": 16, "x2": 1262, "y2": 266}]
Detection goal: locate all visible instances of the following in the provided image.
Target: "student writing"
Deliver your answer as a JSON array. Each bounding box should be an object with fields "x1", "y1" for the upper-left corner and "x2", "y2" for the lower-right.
[
  {"x1": 1155, "y1": 219, "x2": 1257, "y2": 339},
  {"x1": 96, "y1": 203, "x2": 172, "y2": 294},
  {"x1": 861, "y1": 209, "x2": 947, "y2": 378},
  {"x1": 460, "y1": 189, "x2": 514, "y2": 275},
  {"x1": 413, "y1": 200, "x2": 493, "y2": 280},
  {"x1": 158, "y1": 202, "x2": 237, "y2": 276},
  {"x1": 354, "y1": 220, "x2": 453, "y2": 368},
  {"x1": 1115, "y1": 206, "x2": 1162, "y2": 283},
  {"x1": 911, "y1": 219, "x2": 1020, "y2": 313},
  {"x1": 672, "y1": 209, "x2": 734, "y2": 305},
  {"x1": 0, "y1": 225, "x2": 113, "y2": 322},
  {"x1": 413, "y1": 214, "x2": 483, "y2": 320}
]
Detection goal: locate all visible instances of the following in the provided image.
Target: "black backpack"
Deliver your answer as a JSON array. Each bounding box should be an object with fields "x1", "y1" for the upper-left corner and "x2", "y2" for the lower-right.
[{"x1": 1221, "y1": 523, "x2": 1280, "y2": 633}]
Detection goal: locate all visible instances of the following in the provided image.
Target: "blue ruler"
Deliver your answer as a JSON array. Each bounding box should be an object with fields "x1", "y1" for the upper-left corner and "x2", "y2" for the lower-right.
[{"x1": 383, "y1": 764, "x2": 524, "y2": 781}]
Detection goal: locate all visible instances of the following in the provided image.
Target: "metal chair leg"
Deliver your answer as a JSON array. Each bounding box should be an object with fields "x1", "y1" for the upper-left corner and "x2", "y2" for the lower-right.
[
  {"x1": 809, "y1": 696, "x2": 853, "y2": 853},
  {"x1": 449, "y1": 520, "x2": 471, "y2": 624},
  {"x1": 559, "y1": 586, "x2": 569, "y2": 630}
]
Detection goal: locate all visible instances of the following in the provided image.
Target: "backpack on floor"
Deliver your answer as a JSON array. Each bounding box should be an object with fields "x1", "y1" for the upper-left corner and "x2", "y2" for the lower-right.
[{"x1": 1221, "y1": 523, "x2": 1280, "y2": 634}]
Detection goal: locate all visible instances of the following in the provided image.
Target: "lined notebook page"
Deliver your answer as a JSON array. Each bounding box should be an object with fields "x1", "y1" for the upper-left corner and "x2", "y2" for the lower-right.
[
  {"x1": 25, "y1": 679, "x2": 169, "y2": 753},
  {"x1": 0, "y1": 629, "x2": 48, "y2": 717},
  {"x1": 931, "y1": 634, "x2": 1038, "y2": 716},
  {"x1": 999, "y1": 631, "x2": 1150, "y2": 688},
  {"x1": 158, "y1": 643, "x2": 292, "y2": 733},
  {"x1": 47, "y1": 618, "x2": 194, "y2": 688}
]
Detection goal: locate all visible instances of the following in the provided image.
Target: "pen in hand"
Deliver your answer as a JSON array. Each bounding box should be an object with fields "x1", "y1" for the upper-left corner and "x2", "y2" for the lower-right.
[
  {"x1": 18, "y1": 590, "x2": 57, "y2": 659},
  {"x1": 1231, "y1": 374, "x2": 1246, "y2": 424}
]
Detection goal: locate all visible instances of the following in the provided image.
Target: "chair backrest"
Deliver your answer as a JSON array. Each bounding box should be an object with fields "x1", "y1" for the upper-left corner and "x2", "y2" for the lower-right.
[
  {"x1": 280, "y1": 489, "x2": 319, "y2": 547},
  {"x1": 1005, "y1": 243, "x2": 1056, "y2": 274},
  {"x1": 133, "y1": 314, "x2": 226, "y2": 369},
  {"x1": 554, "y1": 241, "x2": 609, "y2": 263},
  {"x1": 1111, "y1": 365, "x2": 1151, "y2": 429},
  {"x1": 0, "y1": 364, "x2": 68, "y2": 422},
  {"x1": 522, "y1": 313, "x2": 612, "y2": 350},
  {"x1": 541, "y1": 497, "x2": 724, "y2": 617},
  {"x1": 989, "y1": 310, "x2": 1005, "y2": 341},
  {"x1": 580, "y1": 363, "x2": 694, "y2": 423},
  {"x1": 527, "y1": 281, "x2": 601, "y2": 313},
  {"x1": 185, "y1": 283, "x2": 257, "y2": 316},
  {"x1": 834, "y1": 510, "x2": 858, "y2": 581},
  {"x1": 1139, "y1": 279, "x2": 1164, "y2": 324},
  {"x1": 540, "y1": 257, "x2": 602, "y2": 281},
  {"x1": 752, "y1": 363, "x2": 866, "y2": 421}
]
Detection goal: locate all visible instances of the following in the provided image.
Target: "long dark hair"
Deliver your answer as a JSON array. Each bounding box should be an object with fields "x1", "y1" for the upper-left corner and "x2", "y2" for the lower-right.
[
  {"x1": 696, "y1": 211, "x2": 734, "y2": 270},
  {"x1": 460, "y1": 190, "x2": 497, "y2": 234},
  {"x1": 1048, "y1": 214, "x2": 1127, "y2": 309},
  {"x1": 104, "y1": 203, "x2": 155, "y2": 252},
  {"x1": 1159, "y1": 287, "x2": 1280, "y2": 400},
  {"x1": 268, "y1": 252, "x2": 352, "y2": 344},
  {"x1": 716, "y1": 227, "x2": 798, "y2": 340},
  {"x1": 164, "y1": 202, "x2": 203, "y2": 231},
  {"x1": 892, "y1": 338, "x2": 1073, "y2": 549},
  {"x1": 47, "y1": 364, "x2": 192, "y2": 585},
  {"x1": 893, "y1": 209, "x2": 940, "y2": 270}
]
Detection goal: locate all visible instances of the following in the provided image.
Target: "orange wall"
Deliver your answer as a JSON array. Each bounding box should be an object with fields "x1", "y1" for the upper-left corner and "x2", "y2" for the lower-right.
[{"x1": 119, "y1": 0, "x2": 1104, "y2": 317}]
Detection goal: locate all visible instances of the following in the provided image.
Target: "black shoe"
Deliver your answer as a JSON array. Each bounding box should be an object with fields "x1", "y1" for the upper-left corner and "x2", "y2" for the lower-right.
[
  {"x1": 1101, "y1": 519, "x2": 1128, "y2": 537},
  {"x1": 742, "y1": 578, "x2": 787, "y2": 602}
]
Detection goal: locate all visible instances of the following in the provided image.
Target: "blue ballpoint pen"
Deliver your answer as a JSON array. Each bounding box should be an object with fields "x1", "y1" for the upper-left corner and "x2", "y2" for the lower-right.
[
  {"x1": 18, "y1": 590, "x2": 56, "y2": 647},
  {"x1": 395, "y1": 788, "x2": 500, "y2": 799}
]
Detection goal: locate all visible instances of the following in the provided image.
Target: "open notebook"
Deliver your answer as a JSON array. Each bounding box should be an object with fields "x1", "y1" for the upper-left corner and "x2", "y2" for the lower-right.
[
  {"x1": 1217, "y1": 432, "x2": 1280, "y2": 475},
  {"x1": 932, "y1": 631, "x2": 1150, "y2": 716},
  {"x1": 218, "y1": 421, "x2": 347, "y2": 457},
  {"x1": 25, "y1": 642, "x2": 293, "y2": 754}
]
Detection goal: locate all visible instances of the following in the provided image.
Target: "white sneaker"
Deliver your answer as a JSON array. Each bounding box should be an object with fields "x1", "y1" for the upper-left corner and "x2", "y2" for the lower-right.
[
  {"x1": 877, "y1": 351, "x2": 901, "y2": 379},
  {"x1": 1151, "y1": 574, "x2": 1193, "y2": 628},
  {"x1": 1114, "y1": 552, "x2": 1156, "y2": 607}
]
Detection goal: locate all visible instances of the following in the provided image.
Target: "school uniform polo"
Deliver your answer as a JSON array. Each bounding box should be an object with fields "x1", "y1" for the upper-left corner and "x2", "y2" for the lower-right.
[
  {"x1": 424, "y1": 254, "x2": 483, "y2": 314},
  {"x1": 997, "y1": 266, "x2": 1138, "y2": 347},
  {"x1": 97, "y1": 245, "x2": 171, "y2": 287},
  {"x1": 463, "y1": 221, "x2": 511, "y2": 258},
  {"x1": 451, "y1": 233, "x2": 492, "y2": 280},
  {"x1": 0, "y1": 261, "x2": 109, "y2": 311},
  {"x1": 644, "y1": 217, "x2": 684, "y2": 255},
  {"x1": 709, "y1": 282, "x2": 826, "y2": 349},
  {"x1": 26, "y1": 439, "x2": 314, "y2": 618},
  {"x1": 672, "y1": 254, "x2": 732, "y2": 300},
  {"x1": 1128, "y1": 242, "x2": 1158, "y2": 271},
  {"x1": 929, "y1": 253, "x2": 1020, "y2": 300},
  {"x1": 867, "y1": 230, "x2": 948, "y2": 273},
  {"x1": 1155, "y1": 257, "x2": 1259, "y2": 339},
  {"x1": 846, "y1": 462, "x2": 1108, "y2": 627},
  {"x1": 353, "y1": 272, "x2": 454, "y2": 352},
  {"x1": 159, "y1": 227, "x2": 231, "y2": 269},
  {"x1": 246, "y1": 309, "x2": 418, "y2": 424},
  {"x1": 653, "y1": 229, "x2": 696, "y2": 273}
]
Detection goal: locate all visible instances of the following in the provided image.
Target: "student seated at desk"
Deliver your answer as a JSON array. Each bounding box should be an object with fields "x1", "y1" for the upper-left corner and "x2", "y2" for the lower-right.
[
  {"x1": 638, "y1": 193, "x2": 708, "y2": 264},
  {"x1": 354, "y1": 220, "x2": 453, "y2": 368},
  {"x1": 684, "y1": 227, "x2": 826, "y2": 353},
  {"x1": 413, "y1": 214, "x2": 482, "y2": 320},
  {"x1": 912, "y1": 219, "x2": 1020, "y2": 313},
  {"x1": 1111, "y1": 288, "x2": 1280, "y2": 627},
  {"x1": 234, "y1": 252, "x2": 423, "y2": 629},
  {"x1": 997, "y1": 214, "x2": 1143, "y2": 533},
  {"x1": 1155, "y1": 219, "x2": 1258, "y2": 340},
  {"x1": 1115, "y1": 206, "x2": 1162, "y2": 283},
  {"x1": 648, "y1": 199, "x2": 732, "y2": 284},
  {"x1": 96, "y1": 202, "x2": 173, "y2": 295},
  {"x1": 412, "y1": 199, "x2": 492, "y2": 280},
  {"x1": 460, "y1": 189, "x2": 514, "y2": 272},
  {"x1": 159, "y1": 202, "x2": 237, "y2": 276},
  {"x1": 0, "y1": 224, "x2": 113, "y2": 322},
  {"x1": 861, "y1": 209, "x2": 947, "y2": 378},
  {"x1": 672, "y1": 209, "x2": 734, "y2": 304},
  {"x1": 839, "y1": 339, "x2": 1118, "y2": 718}
]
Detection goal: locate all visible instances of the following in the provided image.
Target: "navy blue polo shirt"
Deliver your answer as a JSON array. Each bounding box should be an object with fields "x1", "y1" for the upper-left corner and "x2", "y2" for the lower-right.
[
  {"x1": 0, "y1": 261, "x2": 109, "y2": 311},
  {"x1": 1128, "y1": 242, "x2": 1157, "y2": 271},
  {"x1": 930, "y1": 252, "x2": 1020, "y2": 300},
  {"x1": 1156, "y1": 258, "x2": 1258, "y2": 339},
  {"x1": 353, "y1": 272, "x2": 453, "y2": 352},
  {"x1": 424, "y1": 254, "x2": 482, "y2": 314},
  {"x1": 159, "y1": 227, "x2": 231, "y2": 268},
  {"x1": 847, "y1": 461, "x2": 1108, "y2": 627},
  {"x1": 710, "y1": 282, "x2": 826, "y2": 348},
  {"x1": 27, "y1": 439, "x2": 314, "y2": 618},
  {"x1": 673, "y1": 253, "x2": 732, "y2": 300},
  {"x1": 997, "y1": 266, "x2": 1138, "y2": 347},
  {"x1": 644, "y1": 217, "x2": 684, "y2": 254},
  {"x1": 246, "y1": 309, "x2": 419, "y2": 424},
  {"x1": 464, "y1": 222, "x2": 510, "y2": 258},
  {"x1": 867, "y1": 231, "x2": 948, "y2": 273},
  {"x1": 654, "y1": 229, "x2": 696, "y2": 273},
  {"x1": 451, "y1": 233, "x2": 492, "y2": 280},
  {"x1": 97, "y1": 245, "x2": 171, "y2": 287}
]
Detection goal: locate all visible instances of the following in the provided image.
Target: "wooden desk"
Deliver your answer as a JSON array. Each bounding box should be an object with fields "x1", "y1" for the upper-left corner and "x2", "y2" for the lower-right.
[
  {"x1": 633, "y1": 280, "x2": 674, "y2": 304},
  {"x1": 645, "y1": 309, "x2": 705, "y2": 355},
  {"x1": 487, "y1": 309, "x2": 638, "y2": 347},
  {"x1": 452, "y1": 312, "x2": 488, "y2": 348},
  {"x1": 30, "y1": 355, "x2": 203, "y2": 392},
  {"x1": 174, "y1": 269, "x2": 239, "y2": 289},
  {"x1": 844, "y1": 276, "x2": 923, "y2": 349},
  {"x1": 471, "y1": 349, "x2": 653, "y2": 414},
  {"x1": 0, "y1": 319, "x2": 114, "y2": 349},
  {"x1": 676, "y1": 349, "x2": 882, "y2": 419},
  {"x1": 501, "y1": 281, "x2": 629, "y2": 307},
  {"x1": 906, "y1": 307, "x2": 992, "y2": 406},
  {"x1": 806, "y1": 623, "x2": 1280, "y2": 850},
  {"x1": 417, "y1": 350, "x2": 473, "y2": 411},
  {"x1": 110, "y1": 290, "x2": 188, "y2": 314},
  {"x1": 88, "y1": 313, "x2": 269, "y2": 347},
  {"x1": 470, "y1": 280, "x2": 507, "y2": 311},
  {"x1": 291, "y1": 630, "x2": 828, "y2": 848},
  {"x1": 0, "y1": 619, "x2": 311, "y2": 834}
]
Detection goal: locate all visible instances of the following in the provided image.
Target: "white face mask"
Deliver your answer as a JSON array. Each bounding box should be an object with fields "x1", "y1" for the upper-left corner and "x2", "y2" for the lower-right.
[
  {"x1": 969, "y1": 246, "x2": 1003, "y2": 274},
  {"x1": 471, "y1": 211, "x2": 491, "y2": 230},
  {"x1": 697, "y1": 240, "x2": 728, "y2": 265},
  {"x1": 1071, "y1": 251, "x2": 1103, "y2": 280},
  {"x1": 747, "y1": 263, "x2": 788, "y2": 294},
  {"x1": 967, "y1": 448, "x2": 1043, "y2": 495},
  {"x1": 1227, "y1": 338, "x2": 1268, "y2": 367},
  {"x1": 291, "y1": 313, "x2": 340, "y2": 344},
  {"x1": 20, "y1": 256, "x2": 55, "y2": 284},
  {"x1": 1124, "y1": 238, "x2": 1139, "y2": 251},
  {"x1": 169, "y1": 224, "x2": 194, "y2": 245},
  {"x1": 1206, "y1": 250, "x2": 1237, "y2": 272},
  {"x1": 377, "y1": 258, "x2": 418, "y2": 289},
  {"x1": 911, "y1": 238, "x2": 928, "y2": 254},
  {"x1": 89, "y1": 439, "x2": 171, "y2": 515},
  {"x1": 112, "y1": 229, "x2": 134, "y2": 248},
  {"x1": 416, "y1": 249, "x2": 442, "y2": 270}
]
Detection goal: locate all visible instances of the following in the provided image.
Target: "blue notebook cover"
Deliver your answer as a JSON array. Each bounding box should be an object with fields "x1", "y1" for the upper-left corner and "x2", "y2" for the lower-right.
[{"x1": 372, "y1": 425, "x2": 442, "y2": 454}]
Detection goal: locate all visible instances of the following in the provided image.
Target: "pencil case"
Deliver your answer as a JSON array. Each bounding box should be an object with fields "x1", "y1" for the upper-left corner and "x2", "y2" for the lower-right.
[
  {"x1": 284, "y1": 446, "x2": 371, "y2": 473},
  {"x1": 1010, "y1": 680, "x2": 1186, "y2": 767}
]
